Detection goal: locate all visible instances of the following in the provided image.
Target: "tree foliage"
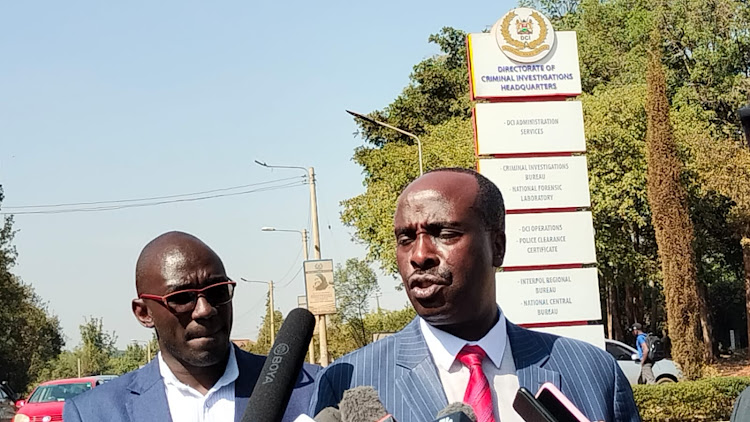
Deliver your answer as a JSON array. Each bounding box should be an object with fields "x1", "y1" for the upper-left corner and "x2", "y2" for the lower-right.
[
  {"x1": 334, "y1": 258, "x2": 381, "y2": 348},
  {"x1": 0, "y1": 186, "x2": 65, "y2": 392},
  {"x1": 341, "y1": 28, "x2": 476, "y2": 276},
  {"x1": 246, "y1": 292, "x2": 284, "y2": 355}
]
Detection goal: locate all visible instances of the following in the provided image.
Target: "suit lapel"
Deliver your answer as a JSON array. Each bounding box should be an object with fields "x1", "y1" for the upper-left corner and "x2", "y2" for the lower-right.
[
  {"x1": 234, "y1": 346, "x2": 263, "y2": 422},
  {"x1": 507, "y1": 322, "x2": 561, "y2": 394},
  {"x1": 394, "y1": 320, "x2": 447, "y2": 422},
  {"x1": 126, "y1": 359, "x2": 173, "y2": 422}
]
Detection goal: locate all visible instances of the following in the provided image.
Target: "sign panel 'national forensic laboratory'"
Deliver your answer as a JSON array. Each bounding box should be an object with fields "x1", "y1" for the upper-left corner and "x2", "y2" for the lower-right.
[
  {"x1": 496, "y1": 267, "x2": 601, "y2": 324},
  {"x1": 468, "y1": 31, "x2": 582, "y2": 100},
  {"x1": 303, "y1": 259, "x2": 336, "y2": 315},
  {"x1": 474, "y1": 101, "x2": 585, "y2": 155},
  {"x1": 503, "y1": 211, "x2": 597, "y2": 268},
  {"x1": 479, "y1": 155, "x2": 591, "y2": 211}
]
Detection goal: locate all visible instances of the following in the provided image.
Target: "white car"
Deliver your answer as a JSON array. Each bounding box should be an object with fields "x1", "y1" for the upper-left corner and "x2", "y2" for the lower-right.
[{"x1": 605, "y1": 339, "x2": 682, "y2": 385}]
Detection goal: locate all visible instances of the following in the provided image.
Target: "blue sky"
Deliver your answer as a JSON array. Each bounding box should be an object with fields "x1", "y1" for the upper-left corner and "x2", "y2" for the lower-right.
[{"x1": 0, "y1": 0, "x2": 515, "y2": 349}]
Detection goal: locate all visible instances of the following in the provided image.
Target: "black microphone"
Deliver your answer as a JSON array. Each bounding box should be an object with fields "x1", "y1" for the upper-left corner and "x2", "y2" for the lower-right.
[
  {"x1": 240, "y1": 308, "x2": 316, "y2": 422},
  {"x1": 314, "y1": 407, "x2": 342, "y2": 422},
  {"x1": 434, "y1": 402, "x2": 477, "y2": 422},
  {"x1": 339, "y1": 386, "x2": 396, "y2": 422}
]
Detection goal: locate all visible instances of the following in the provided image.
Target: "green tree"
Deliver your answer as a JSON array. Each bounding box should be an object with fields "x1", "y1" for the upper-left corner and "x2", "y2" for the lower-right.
[
  {"x1": 0, "y1": 186, "x2": 64, "y2": 392},
  {"x1": 248, "y1": 292, "x2": 284, "y2": 355},
  {"x1": 341, "y1": 29, "x2": 476, "y2": 276},
  {"x1": 334, "y1": 258, "x2": 381, "y2": 347},
  {"x1": 645, "y1": 29, "x2": 704, "y2": 378},
  {"x1": 108, "y1": 343, "x2": 146, "y2": 374}
]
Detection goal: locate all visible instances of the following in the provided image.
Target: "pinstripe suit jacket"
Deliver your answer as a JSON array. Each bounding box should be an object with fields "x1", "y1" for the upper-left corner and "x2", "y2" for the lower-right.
[{"x1": 310, "y1": 319, "x2": 640, "y2": 422}]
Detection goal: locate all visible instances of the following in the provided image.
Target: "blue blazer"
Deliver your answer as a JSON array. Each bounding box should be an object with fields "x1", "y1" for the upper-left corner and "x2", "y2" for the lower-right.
[
  {"x1": 310, "y1": 319, "x2": 640, "y2": 422},
  {"x1": 64, "y1": 345, "x2": 319, "y2": 422}
]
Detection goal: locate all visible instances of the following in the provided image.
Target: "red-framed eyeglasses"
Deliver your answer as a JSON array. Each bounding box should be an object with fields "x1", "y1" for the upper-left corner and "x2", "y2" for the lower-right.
[{"x1": 139, "y1": 280, "x2": 237, "y2": 314}]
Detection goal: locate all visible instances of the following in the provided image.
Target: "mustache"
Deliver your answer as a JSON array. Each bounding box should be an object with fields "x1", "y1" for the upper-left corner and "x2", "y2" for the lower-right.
[{"x1": 407, "y1": 268, "x2": 453, "y2": 284}]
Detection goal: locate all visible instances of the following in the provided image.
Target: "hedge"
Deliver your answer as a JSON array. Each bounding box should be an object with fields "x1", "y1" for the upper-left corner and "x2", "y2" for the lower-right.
[{"x1": 633, "y1": 377, "x2": 750, "y2": 421}]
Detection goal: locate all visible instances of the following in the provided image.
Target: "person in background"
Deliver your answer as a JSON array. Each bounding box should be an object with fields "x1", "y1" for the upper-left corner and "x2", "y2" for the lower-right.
[{"x1": 631, "y1": 323, "x2": 656, "y2": 385}]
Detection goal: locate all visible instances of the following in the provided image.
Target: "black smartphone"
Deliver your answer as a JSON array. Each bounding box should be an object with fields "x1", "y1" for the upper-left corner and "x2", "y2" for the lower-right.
[{"x1": 513, "y1": 387, "x2": 558, "y2": 422}]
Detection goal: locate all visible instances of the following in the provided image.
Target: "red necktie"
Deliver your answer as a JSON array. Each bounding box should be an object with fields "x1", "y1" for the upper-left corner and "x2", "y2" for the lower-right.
[{"x1": 457, "y1": 345, "x2": 496, "y2": 422}]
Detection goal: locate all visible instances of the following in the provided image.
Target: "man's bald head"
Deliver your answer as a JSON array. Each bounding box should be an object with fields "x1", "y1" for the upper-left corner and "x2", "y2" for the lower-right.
[{"x1": 135, "y1": 231, "x2": 224, "y2": 294}]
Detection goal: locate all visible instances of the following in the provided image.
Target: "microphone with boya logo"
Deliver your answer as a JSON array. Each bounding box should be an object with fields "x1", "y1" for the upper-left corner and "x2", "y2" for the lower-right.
[
  {"x1": 339, "y1": 386, "x2": 397, "y2": 422},
  {"x1": 240, "y1": 308, "x2": 316, "y2": 422},
  {"x1": 433, "y1": 402, "x2": 477, "y2": 422}
]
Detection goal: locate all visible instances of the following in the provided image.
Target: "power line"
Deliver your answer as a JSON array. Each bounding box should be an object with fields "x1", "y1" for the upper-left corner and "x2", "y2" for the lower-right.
[
  {"x1": 4, "y1": 176, "x2": 305, "y2": 209},
  {"x1": 2, "y1": 181, "x2": 305, "y2": 215}
]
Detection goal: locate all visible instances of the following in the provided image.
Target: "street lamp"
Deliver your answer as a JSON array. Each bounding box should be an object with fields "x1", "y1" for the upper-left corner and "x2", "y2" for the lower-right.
[
  {"x1": 240, "y1": 278, "x2": 275, "y2": 345},
  {"x1": 261, "y1": 227, "x2": 309, "y2": 261},
  {"x1": 261, "y1": 226, "x2": 315, "y2": 363},
  {"x1": 346, "y1": 109, "x2": 423, "y2": 175}
]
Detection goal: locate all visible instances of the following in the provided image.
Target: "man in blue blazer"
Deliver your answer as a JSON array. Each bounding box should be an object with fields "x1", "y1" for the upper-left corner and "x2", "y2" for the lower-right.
[
  {"x1": 64, "y1": 231, "x2": 319, "y2": 422},
  {"x1": 310, "y1": 169, "x2": 640, "y2": 422}
]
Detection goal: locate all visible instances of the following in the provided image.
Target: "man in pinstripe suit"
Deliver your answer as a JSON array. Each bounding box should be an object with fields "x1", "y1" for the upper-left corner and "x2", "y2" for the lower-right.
[{"x1": 310, "y1": 168, "x2": 640, "y2": 422}]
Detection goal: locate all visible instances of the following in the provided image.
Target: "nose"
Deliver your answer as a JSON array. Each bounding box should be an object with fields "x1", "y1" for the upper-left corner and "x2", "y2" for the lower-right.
[
  {"x1": 192, "y1": 295, "x2": 217, "y2": 319},
  {"x1": 410, "y1": 233, "x2": 439, "y2": 271}
]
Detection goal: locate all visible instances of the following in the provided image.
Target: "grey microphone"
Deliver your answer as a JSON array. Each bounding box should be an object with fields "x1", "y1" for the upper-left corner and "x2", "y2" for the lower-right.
[
  {"x1": 315, "y1": 407, "x2": 342, "y2": 422},
  {"x1": 339, "y1": 386, "x2": 396, "y2": 422},
  {"x1": 434, "y1": 402, "x2": 477, "y2": 422}
]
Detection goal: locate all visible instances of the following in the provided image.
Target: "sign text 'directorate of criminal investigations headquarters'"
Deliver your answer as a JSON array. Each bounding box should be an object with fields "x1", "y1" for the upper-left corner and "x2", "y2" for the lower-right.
[{"x1": 470, "y1": 8, "x2": 603, "y2": 340}]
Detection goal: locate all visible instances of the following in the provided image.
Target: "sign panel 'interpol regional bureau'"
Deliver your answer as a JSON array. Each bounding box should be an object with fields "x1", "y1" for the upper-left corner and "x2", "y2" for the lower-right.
[{"x1": 469, "y1": 8, "x2": 604, "y2": 347}]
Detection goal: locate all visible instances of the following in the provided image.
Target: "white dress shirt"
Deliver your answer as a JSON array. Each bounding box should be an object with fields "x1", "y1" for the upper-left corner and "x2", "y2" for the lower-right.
[
  {"x1": 158, "y1": 345, "x2": 239, "y2": 422},
  {"x1": 419, "y1": 311, "x2": 523, "y2": 422}
]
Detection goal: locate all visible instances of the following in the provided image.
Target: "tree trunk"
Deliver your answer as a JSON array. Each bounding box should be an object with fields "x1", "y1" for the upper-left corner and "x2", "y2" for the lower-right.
[
  {"x1": 743, "y1": 237, "x2": 750, "y2": 349},
  {"x1": 607, "y1": 280, "x2": 618, "y2": 339},
  {"x1": 697, "y1": 282, "x2": 716, "y2": 362},
  {"x1": 624, "y1": 280, "x2": 635, "y2": 325}
]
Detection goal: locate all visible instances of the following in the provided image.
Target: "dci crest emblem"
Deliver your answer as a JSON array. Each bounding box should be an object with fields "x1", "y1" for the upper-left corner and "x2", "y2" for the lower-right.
[{"x1": 492, "y1": 7, "x2": 556, "y2": 63}]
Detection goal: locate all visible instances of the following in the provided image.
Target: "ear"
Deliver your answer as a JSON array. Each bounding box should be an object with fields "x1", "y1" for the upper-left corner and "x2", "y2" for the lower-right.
[
  {"x1": 491, "y1": 229, "x2": 506, "y2": 268},
  {"x1": 132, "y1": 298, "x2": 155, "y2": 328}
]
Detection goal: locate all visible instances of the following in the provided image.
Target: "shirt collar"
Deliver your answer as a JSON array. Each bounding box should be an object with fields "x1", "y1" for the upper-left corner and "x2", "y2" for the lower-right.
[
  {"x1": 419, "y1": 308, "x2": 507, "y2": 371},
  {"x1": 158, "y1": 344, "x2": 239, "y2": 395}
]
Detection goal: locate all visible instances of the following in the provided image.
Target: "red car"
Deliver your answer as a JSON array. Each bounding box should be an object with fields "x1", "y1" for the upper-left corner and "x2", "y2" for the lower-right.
[{"x1": 12, "y1": 375, "x2": 116, "y2": 422}]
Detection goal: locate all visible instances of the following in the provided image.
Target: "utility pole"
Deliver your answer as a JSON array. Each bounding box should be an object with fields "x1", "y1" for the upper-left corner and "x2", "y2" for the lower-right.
[
  {"x1": 308, "y1": 167, "x2": 329, "y2": 366},
  {"x1": 256, "y1": 161, "x2": 330, "y2": 366},
  {"x1": 269, "y1": 280, "x2": 275, "y2": 345}
]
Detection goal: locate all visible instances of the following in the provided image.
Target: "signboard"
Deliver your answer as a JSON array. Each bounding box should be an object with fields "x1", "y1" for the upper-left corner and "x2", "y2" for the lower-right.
[
  {"x1": 531, "y1": 324, "x2": 606, "y2": 350},
  {"x1": 503, "y1": 211, "x2": 597, "y2": 268},
  {"x1": 303, "y1": 259, "x2": 336, "y2": 315},
  {"x1": 479, "y1": 155, "x2": 591, "y2": 210},
  {"x1": 468, "y1": 31, "x2": 582, "y2": 100},
  {"x1": 496, "y1": 267, "x2": 601, "y2": 324},
  {"x1": 474, "y1": 101, "x2": 586, "y2": 155}
]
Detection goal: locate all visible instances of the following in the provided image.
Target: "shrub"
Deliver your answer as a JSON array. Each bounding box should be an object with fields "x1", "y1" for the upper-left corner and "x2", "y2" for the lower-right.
[{"x1": 633, "y1": 377, "x2": 750, "y2": 421}]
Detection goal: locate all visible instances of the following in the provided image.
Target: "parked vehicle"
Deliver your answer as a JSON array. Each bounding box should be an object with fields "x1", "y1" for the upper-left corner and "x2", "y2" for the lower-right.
[
  {"x1": 605, "y1": 339, "x2": 681, "y2": 385},
  {"x1": 12, "y1": 376, "x2": 117, "y2": 422},
  {"x1": 0, "y1": 381, "x2": 16, "y2": 422}
]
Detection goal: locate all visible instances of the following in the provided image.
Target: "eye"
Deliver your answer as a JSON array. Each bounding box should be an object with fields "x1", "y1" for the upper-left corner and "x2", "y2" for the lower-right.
[
  {"x1": 438, "y1": 229, "x2": 461, "y2": 240},
  {"x1": 167, "y1": 291, "x2": 196, "y2": 305},
  {"x1": 396, "y1": 234, "x2": 414, "y2": 246}
]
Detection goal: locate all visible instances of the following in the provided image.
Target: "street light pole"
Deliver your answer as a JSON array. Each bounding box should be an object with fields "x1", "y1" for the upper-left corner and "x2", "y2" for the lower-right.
[
  {"x1": 255, "y1": 160, "x2": 330, "y2": 366},
  {"x1": 241, "y1": 278, "x2": 275, "y2": 345},
  {"x1": 260, "y1": 226, "x2": 315, "y2": 364},
  {"x1": 346, "y1": 109, "x2": 423, "y2": 175}
]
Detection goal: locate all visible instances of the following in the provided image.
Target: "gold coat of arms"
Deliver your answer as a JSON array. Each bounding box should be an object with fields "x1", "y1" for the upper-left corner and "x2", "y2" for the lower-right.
[{"x1": 491, "y1": 7, "x2": 556, "y2": 63}]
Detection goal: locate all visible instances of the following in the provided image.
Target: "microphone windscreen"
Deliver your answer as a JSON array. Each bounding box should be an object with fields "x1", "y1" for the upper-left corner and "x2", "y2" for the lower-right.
[
  {"x1": 339, "y1": 386, "x2": 394, "y2": 422},
  {"x1": 436, "y1": 403, "x2": 477, "y2": 422},
  {"x1": 241, "y1": 308, "x2": 316, "y2": 422},
  {"x1": 314, "y1": 407, "x2": 342, "y2": 422}
]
